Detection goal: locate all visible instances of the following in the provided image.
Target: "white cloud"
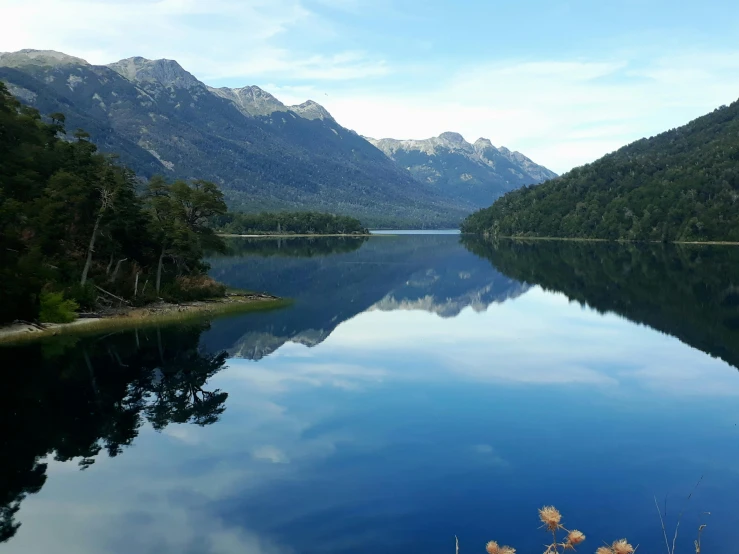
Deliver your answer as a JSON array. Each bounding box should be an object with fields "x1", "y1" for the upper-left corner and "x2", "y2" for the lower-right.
[
  {"x1": 2, "y1": 0, "x2": 739, "y2": 173},
  {"x1": 0, "y1": 0, "x2": 383, "y2": 82},
  {"x1": 321, "y1": 52, "x2": 739, "y2": 173},
  {"x1": 299, "y1": 287, "x2": 739, "y2": 396},
  {"x1": 252, "y1": 445, "x2": 290, "y2": 464}
]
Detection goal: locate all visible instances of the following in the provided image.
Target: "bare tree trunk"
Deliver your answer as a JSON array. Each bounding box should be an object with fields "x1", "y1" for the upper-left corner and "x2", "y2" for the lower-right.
[
  {"x1": 156, "y1": 248, "x2": 165, "y2": 294},
  {"x1": 134, "y1": 272, "x2": 140, "y2": 297},
  {"x1": 80, "y1": 212, "x2": 103, "y2": 286},
  {"x1": 81, "y1": 186, "x2": 113, "y2": 286},
  {"x1": 109, "y1": 258, "x2": 127, "y2": 283},
  {"x1": 106, "y1": 253, "x2": 114, "y2": 275}
]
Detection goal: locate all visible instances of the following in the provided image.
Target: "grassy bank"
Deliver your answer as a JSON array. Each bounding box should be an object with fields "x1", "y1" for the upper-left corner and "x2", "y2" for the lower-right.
[{"x1": 0, "y1": 295, "x2": 290, "y2": 345}]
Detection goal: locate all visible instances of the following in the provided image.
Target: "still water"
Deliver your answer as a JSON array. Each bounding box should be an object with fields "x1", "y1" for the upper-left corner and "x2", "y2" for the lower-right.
[{"x1": 2, "y1": 234, "x2": 739, "y2": 553}]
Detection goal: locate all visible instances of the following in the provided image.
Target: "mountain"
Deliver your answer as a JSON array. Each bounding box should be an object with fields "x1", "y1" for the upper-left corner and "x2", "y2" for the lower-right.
[
  {"x1": 367, "y1": 132, "x2": 557, "y2": 208},
  {"x1": 0, "y1": 49, "x2": 468, "y2": 228},
  {"x1": 461, "y1": 99, "x2": 739, "y2": 241},
  {"x1": 208, "y1": 86, "x2": 334, "y2": 120}
]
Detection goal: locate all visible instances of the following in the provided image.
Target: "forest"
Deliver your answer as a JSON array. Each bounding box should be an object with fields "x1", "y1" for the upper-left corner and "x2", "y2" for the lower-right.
[
  {"x1": 213, "y1": 211, "x2": 368, "y2": 235},
  {"x1": 461, "y1": 98, "x2": 739, "y2": 242},
  {"x1": 0, "y1": 82, "x2": 229, "y2": 325}
]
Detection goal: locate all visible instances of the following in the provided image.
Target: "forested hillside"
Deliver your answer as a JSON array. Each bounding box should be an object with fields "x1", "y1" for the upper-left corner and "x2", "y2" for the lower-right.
[
  {"x1": 462, "y1": 99, "x2": 739, "y2": 242},
  {"x1": 0, "y1": 82, "x2": 227, "y2": 324}
]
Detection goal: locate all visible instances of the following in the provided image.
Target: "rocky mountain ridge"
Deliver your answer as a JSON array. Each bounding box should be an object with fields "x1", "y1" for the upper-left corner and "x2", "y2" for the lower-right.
[
  {"x1": 0, "y1": 49, "x2": 555, "y2": 225},
  {"x1": 0, "y1": 49, "x2": 468, "y2": 227},
  {"x1": 367, "y1": 132, "x2": 557, "y2": 208}
]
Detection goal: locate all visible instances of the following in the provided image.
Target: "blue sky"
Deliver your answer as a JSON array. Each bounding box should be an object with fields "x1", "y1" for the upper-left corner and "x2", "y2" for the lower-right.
[{"x1": 3, "y1": 0, "x2": 739, "y2": 172}]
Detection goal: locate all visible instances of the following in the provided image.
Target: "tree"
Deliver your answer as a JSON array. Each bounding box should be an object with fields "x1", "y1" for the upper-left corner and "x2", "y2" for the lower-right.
[
  {"x1": 0, "y1": 85, "x2": 231, "y2": 323},
  {"x1": 80, "y1": 172, "x2": 115, "y2": 285},
  {"x1": 145, "y1": 177, "x2": 227, "y2": 294}
]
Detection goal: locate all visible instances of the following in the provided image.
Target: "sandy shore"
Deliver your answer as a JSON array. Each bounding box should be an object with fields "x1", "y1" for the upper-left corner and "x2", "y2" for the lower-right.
[{"x1": 0, "y1": 294, "x2": 285, "y2": 345}]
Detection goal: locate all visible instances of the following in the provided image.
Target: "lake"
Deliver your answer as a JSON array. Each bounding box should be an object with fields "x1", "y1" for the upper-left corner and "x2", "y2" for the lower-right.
[{"x1": 2, "y1": 234, "x2": 739, "y2": 553}]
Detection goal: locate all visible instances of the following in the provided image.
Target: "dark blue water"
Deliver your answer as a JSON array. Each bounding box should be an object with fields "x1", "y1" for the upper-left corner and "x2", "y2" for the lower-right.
[{"x1": 2, "y1": 235, "x2": 739, "y2": 553}]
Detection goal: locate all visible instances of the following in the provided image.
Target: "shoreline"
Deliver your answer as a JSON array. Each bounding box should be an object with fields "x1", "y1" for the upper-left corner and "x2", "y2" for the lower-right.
[
  {"x1": 218, "y1": 233, "x2": 374, "y2": 238},
  {"x1": 0, "y1": 294, "x2": 288, "y2": 345},
  {"x1": 476, "y1": 235, "x2": 739, "y2": 246}
]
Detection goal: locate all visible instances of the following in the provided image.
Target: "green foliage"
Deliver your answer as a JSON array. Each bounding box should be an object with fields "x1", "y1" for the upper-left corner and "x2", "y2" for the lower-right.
[
  {"x1": 0, "y1": 81, "x2": 229, "y2": 323},
  {"x1": 38, "y1": 292, "x2": 79, "y2": 324},
  {"x1": 462, "y1": 100, "x2": 739, "y2": 242},
  {"x1": 213, "y1": 211, "x2": 368, "y2": 235},
  {"x1": 65, "y1": 283, "x2": 98, "y2": 312}
]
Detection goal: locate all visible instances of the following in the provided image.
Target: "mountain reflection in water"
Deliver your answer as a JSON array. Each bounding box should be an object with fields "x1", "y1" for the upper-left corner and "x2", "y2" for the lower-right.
[{"x1": 204, "y1": 235, "x2": 528, "y2": 359}]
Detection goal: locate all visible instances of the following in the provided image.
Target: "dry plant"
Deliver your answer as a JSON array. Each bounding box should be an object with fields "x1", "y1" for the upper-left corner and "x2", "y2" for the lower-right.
[
  {"x1": 654, "y1": 476, "x2": 708, "y2": 554},
  {"x1": 462, "y1": 487, "x2": 711, "y2": 554},
  {"x1": 476, "y1": 505, "x2": 637, "y2": 554}
]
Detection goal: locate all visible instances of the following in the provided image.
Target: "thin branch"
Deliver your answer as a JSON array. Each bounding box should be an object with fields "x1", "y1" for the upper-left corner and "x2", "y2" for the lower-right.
[
  {"x1": 671, "y1": 476, "x2": 704, "y2": 554},
  {"x1": 655, "y1": 496, "x2": 671, "y2": 554},
  {"x1": 94, "y1": 285, "x2": 131, "y2": 305}
]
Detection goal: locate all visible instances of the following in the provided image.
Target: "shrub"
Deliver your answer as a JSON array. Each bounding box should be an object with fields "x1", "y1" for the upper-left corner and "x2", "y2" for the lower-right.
[
  {"x1": 161, "y1": 275, "x2": 226, "y2": 303},
  {"x1": 66, "y1": 283, "x2": 97, "y2": 311},
  {"x1": 39, "y1": 291, "x2": 79, "y2": 323}
]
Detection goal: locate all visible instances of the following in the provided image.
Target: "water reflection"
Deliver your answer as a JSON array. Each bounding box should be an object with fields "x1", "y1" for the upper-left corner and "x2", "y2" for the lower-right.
[
  {"x1": 218, "y1": 235, "x2": 369, "y2": 258},
  {"x1": 2, "y1": 235, "x2": 739, "y2": 553},
  {"x1": 205, "y1": 235, "x2": 527, "y2": 358},
  {"x1": 0, "y1": 323, "x2": 228, "y2": 542},
  {"x1": 463, "y1": 237, "x2": 739, "y2": 371}
]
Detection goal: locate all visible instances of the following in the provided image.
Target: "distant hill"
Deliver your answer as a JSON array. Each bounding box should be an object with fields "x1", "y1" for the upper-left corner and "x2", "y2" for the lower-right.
[
  {"x1": 367, "y1": 132, "x2": 556, "y2": 209},
  {"x1": 0, "y1": 49, "x2": 468, "y2": 228},
  {"x1": 462, "y1": 99, "x2": 739, "y2": 241}
]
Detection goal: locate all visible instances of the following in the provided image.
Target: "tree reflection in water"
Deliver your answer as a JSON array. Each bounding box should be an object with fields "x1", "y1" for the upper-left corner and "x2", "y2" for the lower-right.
[{"x1": 0, "y1": 323, "x2": 229, "y2": 542}]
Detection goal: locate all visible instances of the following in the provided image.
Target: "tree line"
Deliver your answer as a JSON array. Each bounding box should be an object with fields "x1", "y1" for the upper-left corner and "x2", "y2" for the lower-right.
[
  {"x1": 0, "y1": 82, "x2": 228, "y2": 324},
  {"x1": 461, "y1": 99, "x2": 739, "y2": 242},
  {"x1": 212, "y1": 211, "x2": 368, "y2": 235}
]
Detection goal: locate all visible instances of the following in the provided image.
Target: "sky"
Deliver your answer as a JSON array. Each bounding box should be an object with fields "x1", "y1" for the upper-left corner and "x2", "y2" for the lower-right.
[{"x1": 2, "y1": 0, "x2": 739, "y2": 173}]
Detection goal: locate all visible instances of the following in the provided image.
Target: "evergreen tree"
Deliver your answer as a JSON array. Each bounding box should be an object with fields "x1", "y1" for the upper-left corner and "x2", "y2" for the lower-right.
[{"x1": 0, "y1": 82, "x2": 229, "y2": 323}]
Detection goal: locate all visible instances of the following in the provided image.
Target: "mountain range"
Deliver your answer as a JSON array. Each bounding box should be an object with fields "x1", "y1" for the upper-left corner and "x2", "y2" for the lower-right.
[
  {"x1": 367, "y1": 132, "x2": 556, "y2": 207},
  {"x1": 0, "y1": 49, "x2": 555, "y2": 227}
]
